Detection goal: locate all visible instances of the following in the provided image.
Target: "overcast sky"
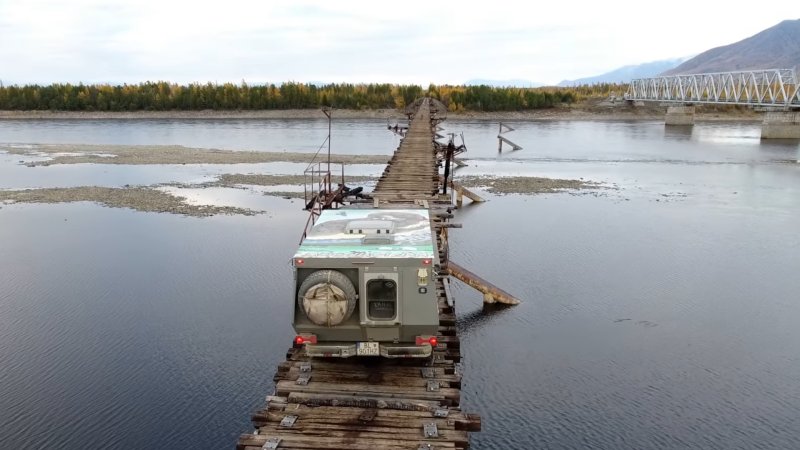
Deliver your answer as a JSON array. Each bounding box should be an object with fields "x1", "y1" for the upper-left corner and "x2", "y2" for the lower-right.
[{"x1": 0, "y1": 0, "x2": 796, "y2": 86}]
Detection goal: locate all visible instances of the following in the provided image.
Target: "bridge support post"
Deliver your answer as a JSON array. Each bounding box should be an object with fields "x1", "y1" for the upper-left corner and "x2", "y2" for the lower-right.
[
  {"x1": 665, "y1": 106, "x2": 695, "y2": 126},
  {"x1": 761, "y1": 112, "x2": 800, "y2": 139}
]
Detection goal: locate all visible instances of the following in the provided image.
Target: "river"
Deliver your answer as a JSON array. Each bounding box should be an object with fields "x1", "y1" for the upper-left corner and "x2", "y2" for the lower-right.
[{"x1": 1, "y1": 118, "x2": 799, "y2": 449}]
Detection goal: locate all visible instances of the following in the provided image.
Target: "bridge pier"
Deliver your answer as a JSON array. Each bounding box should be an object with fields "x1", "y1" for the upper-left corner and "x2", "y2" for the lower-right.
[
  {"x1": 761, "y1": 112, "x2": 800, "y2": 139},
  {"x1": 665, "y1": 106, "x2": 695, "y2": 126}
]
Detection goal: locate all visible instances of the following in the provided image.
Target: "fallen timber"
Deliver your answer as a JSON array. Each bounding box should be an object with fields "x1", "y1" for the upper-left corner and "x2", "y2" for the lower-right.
[
  {"x1": 497, "y1": 122, "x2": 522, "y2": 152},
  {"x1": 447, "y1": 262, "x2": 521, "y2": 305},
  {"x1": 444, "y1": 179, "x2": 484, "y2": 208},
  {"x1": 237, "y1": 98, "x2": 514, "y2": 450}
]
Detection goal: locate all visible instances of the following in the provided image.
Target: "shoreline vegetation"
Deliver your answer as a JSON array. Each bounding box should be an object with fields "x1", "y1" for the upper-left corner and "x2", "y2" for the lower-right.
[
  {"x1": 0, "y1": 81, "x2": 760, "y2": 121},
  {"x1": 0, "y1": 82, "x2": 579, "y2": 112}
]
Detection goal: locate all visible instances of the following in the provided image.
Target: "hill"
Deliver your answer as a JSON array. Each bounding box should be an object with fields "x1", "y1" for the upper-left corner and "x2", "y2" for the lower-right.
[
  {"x1": 464, "y1": 79, "x2": 544, "y2": 88},
  {"x1": 663, "y1": 19, "x2": 800, "y2": 75},
  {"x1": 558, "y1": 58, "x2": 687, "y2": 86}
]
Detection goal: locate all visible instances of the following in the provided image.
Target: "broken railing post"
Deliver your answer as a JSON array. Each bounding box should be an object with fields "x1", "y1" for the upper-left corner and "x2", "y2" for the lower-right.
[
  {"x1": 497, "y1": 122, "x2": 523, "y2": 152},
  {"x1": 450, "y1": 181, "x2": 484, "y2": 207},
  {"x1": 447, "y1": 261, "x2": 521, "y2": 305}
]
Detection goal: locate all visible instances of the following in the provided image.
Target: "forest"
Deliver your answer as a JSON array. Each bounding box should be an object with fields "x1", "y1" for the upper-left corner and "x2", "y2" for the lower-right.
[{"x1": 0, "y1": 81, "x2": 626, "y2": 112}]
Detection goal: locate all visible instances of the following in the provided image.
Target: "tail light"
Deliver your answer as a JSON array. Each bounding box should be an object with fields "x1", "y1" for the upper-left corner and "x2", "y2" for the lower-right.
[
  {"x1": 415, "y1": 335, "x2": 438, "y2": 347},
  {"x1": 295, "y1": 334, "x2": 317, "y2": 345}
]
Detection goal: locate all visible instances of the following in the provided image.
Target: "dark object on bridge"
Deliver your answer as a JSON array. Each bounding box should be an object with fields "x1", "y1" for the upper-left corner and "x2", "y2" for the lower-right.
[
  {"x1": 442, "y1": 141, "x2": 455, "y2": 195},
  {"x1": 387, "y1": 122, "x2": 408, "y2": 136},
  {"x1": 304, "y1": 184, "x2": 370, "y2": 217},
  {"x1": 331, "y1": 184, "x2": 368, "y2": 203}
]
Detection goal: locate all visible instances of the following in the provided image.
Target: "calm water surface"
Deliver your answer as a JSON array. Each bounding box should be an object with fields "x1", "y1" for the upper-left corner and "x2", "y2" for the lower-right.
[{"x1": 1, "y1": 119, "x2": 799, "y2": 449}]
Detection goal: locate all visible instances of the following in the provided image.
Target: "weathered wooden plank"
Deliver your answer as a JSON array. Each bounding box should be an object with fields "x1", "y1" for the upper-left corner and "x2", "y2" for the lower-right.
[
  {"x1": 255, "y1": 409, "x2": 479, "y2": 433},
  {"x1": 285, "y1": 391, "x2": 444, "y2": 411},
  {"x1": 255, "y1": 422, "x2": 468, "y2": 439},
  {"x1": 278, "y1": 361, "x2": 460, "y2": 378},
  {"x1": 448, "y1": 260, "x2": 521, "y2": 305},
  {"x1": 253, "y1": 421, "x2": 469, "y2": 443},
  {"x1": 237, "y1": 433, "x2": 457, "y2": 450},
  {"x1": 276, "y1": 380, "x2": 460, "y2": 404},
  {"x1": 277, "y1": 360, "x2": 455, "y2": 376},
  {"x1": 277, "y1": 368, "x2": 461, "y2": 388},
  {"x1": 255, "y1": 404, "x2": 469, "y2": 420}
]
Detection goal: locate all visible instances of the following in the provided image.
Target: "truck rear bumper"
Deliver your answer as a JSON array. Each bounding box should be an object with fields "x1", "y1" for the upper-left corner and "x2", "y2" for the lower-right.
[{"x1": 304, "y1": 342, "x2": 432, "y2": 358}]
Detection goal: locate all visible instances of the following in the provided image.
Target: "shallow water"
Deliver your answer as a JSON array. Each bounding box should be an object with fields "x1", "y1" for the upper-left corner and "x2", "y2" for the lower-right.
[
  {"x1": 0, "y1": 118, "x2": 401, "y2": 154},
  {"x1": 1, "y1": 119, "x2": 799, "y2": 449}
]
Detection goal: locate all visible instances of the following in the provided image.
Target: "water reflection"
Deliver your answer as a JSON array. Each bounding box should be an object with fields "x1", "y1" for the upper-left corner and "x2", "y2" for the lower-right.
[
  {"x1": 692, "y1": 122, "x2": 762, "y2": 144},
  {"x1": 456, "y1": 303, "x2": 517, "y2": 334},
  {"x1": 758, "y1": 139, "x2": 800, "y2": 163},
  {"x1": 0, "y1": 118, "x2": 401, "y2": 154},
  {"x1": 663, "y1": 125, "x2": 693, "y2": 140}
]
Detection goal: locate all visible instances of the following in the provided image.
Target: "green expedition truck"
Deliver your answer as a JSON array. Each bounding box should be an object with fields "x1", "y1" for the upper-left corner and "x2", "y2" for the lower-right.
[{"x1": 291, "y1": 208, "x2": 440, "y2": 358}]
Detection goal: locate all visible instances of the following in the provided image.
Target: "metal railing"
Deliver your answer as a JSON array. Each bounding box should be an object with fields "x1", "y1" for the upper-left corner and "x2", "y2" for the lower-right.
[{"x1": 300, "y1": 161, "x2": 346, "y2": 244}]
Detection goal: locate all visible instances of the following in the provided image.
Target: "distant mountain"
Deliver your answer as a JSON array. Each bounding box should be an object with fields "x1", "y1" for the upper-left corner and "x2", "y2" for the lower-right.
[
  {"x1": 558, "y1": 58, "x2": 688, "y2": 86},
  {"x1": 464, "y1": 79, "x2": 545, "y2": 88},
  {"x1": 663, "y1": 19, "x2": 800, "y2": 75}
]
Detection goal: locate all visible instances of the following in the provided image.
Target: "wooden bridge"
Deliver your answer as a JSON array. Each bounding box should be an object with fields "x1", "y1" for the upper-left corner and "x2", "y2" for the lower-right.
[{"x1": 236, "y1": 99, "x2": 493, "y2": 450}]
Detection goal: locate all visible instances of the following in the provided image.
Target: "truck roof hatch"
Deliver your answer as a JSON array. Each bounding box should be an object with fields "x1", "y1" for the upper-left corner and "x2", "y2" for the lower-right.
[{"x1": 345, "y1": 220, "x2": 395, "y2": 235}]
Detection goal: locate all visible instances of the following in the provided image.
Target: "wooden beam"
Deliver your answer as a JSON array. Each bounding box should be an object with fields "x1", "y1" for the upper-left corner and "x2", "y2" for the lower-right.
[
  {"x1": 450, "y1": 181, "x2": 484, "y2": 203},
  {"x1": 447, "y1": 261, "x2": 521, "y2": 305}
]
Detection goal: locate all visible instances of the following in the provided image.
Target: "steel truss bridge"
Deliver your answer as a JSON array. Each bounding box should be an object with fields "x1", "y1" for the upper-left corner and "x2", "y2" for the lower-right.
[{"x1": 626, "y1": 69, "x2": 800, "y2": 108}]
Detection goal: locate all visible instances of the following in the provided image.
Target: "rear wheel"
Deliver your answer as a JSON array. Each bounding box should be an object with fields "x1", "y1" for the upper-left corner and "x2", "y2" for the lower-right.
[{"x1": 297, "y1": 270, "x2": 357, "y2": 327}]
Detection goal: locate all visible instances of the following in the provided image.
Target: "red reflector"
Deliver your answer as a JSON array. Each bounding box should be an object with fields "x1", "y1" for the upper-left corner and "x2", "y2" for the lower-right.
[
  {"x1": 422, "y1": 259, "x2": 432, "y2": 265},
  {"x1": 416, "y1": 335, "x2": 438, "y2": 346},
  {"x1": 295, "y1": 334, "x2": 317, "y2": 345},
  {"x1": 295, "y1": 258, "x2": 304, "y2": 266}
]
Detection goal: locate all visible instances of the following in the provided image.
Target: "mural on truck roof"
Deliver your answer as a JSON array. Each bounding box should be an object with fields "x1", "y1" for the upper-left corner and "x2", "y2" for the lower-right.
[{"x1": 295, "y1": 209, "x2": 435, "y2": 259}]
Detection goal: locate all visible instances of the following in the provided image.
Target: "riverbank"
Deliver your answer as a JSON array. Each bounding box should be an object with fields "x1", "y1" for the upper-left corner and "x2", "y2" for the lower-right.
[
  {"x1": 0, "y1": 186, "x2": 259, "y2": 217},
  {"x1": 1, "y1": 143, "x2": 392, "y2": 166},
  {"x1": 0, "y1": 102, "x2": 762, "y2": 122},
  {"x1": 0, "y1": 172, "x2": 601, "y2": 216}
]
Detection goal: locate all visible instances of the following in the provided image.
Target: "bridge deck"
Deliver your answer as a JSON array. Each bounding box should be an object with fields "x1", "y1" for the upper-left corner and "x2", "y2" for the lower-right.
[
  {"x1": 236, "y1": 99, "x2": 480, "y2": 450},
  {"x1": 373, "y1": 102, "x2": 440, "y2": 198}
]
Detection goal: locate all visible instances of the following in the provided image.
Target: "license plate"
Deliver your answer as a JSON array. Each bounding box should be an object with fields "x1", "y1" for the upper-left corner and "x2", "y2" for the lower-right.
[{"x1": 356, "y1": 342, "x2": 380, "y2": 356}]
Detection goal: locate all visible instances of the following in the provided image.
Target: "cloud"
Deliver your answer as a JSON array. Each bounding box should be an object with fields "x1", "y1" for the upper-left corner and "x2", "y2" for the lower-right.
[{"x1": 0, "y1": 0, "x2": 797, "y2": 85}]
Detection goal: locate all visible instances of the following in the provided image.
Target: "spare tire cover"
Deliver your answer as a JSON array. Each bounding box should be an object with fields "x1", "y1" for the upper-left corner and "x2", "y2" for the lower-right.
[{"x1": 297, "y1": 270, "x2": 357, "y2": 326}]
